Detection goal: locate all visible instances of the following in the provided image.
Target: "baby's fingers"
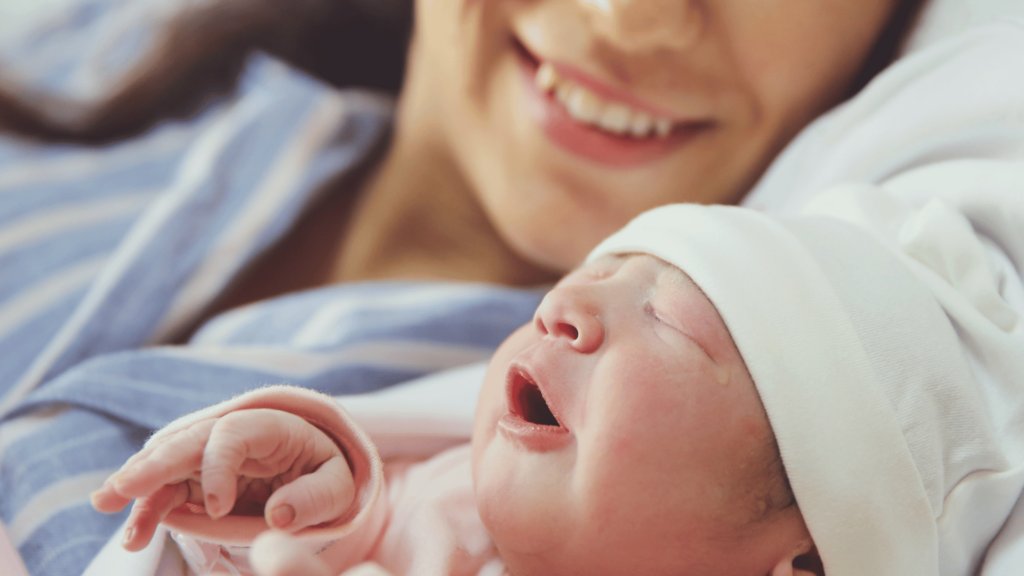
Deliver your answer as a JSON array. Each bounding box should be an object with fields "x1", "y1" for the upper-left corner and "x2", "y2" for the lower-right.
[
  {"x1": 122, "y1": 482, "x2": 192, "y2": 551},
  {"x1": 111, "y1": 420, "x2": 217, "y2": 500},
  {"x1": 92, "y1": 420, "x2": 215, "y2": 513},
  {"x1": 264, "y1": 455, "x2": 355, "y2": 531},
  {"x1": 199, "y1": 411, "x2": 273, "y2": 518},
  {"x1": 91, "y1": 481, "x2": 134, "y2": 514},
  {"x1": 200, "y1": 410, "x2": 343, "y2": 520}
]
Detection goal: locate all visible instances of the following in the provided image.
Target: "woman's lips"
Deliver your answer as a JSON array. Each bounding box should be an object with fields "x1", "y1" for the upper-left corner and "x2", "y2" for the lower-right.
[
  {"x1": 545, "y1": 61, "x2": 682, "y2": 123},
  {"x1": 513, "y1": 41, "x2": 711, "y2": 167}
]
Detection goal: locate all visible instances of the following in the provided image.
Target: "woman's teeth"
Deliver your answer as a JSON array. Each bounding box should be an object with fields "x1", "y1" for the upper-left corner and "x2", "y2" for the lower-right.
[{"x1": 535, "y1": 62, "x2": 674, "y2": 139}]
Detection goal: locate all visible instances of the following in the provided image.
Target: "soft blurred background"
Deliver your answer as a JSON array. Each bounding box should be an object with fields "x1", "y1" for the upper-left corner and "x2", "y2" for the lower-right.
[
  {"x1": 0, "y1": 0, "x2": 166, "y2": 101},
  {"x1": 0, "y1": 0, "x2": 74, "y2": 37},
  {"x1": 0, "y1": 0, "x2": 411, "y2": 143}
]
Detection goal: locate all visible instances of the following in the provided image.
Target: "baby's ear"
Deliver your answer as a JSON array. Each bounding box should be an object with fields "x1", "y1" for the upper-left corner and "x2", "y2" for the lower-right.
[{"x1": 770, "y1": 542, "x2": 824, "y2": 576}]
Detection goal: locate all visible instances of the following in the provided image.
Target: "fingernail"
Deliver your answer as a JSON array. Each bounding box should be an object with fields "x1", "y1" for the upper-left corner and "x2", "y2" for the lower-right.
[
  {"x1": 270, "y1": 504, "x2": 295, "y2": 529},
  {"x1": 122, "y1": 527, "x2": 135, "y2": 547},
  {"x1": 206, "y1": 494, "x2": 220, "y2": 517}
]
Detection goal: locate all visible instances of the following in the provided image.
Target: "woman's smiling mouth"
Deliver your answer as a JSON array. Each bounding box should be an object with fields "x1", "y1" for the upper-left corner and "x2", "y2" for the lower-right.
[
  {"x1": 535, "y1": 61, "x2": 676, "y2": 139},
  {"x1": 511, "y1": 36, "x2": 714, "y2": 167}
]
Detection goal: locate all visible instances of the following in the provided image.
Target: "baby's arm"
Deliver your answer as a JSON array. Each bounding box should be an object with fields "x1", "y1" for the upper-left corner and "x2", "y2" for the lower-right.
[{"x1": 91, "y1": 408, "x2": 356, "y2": 551}]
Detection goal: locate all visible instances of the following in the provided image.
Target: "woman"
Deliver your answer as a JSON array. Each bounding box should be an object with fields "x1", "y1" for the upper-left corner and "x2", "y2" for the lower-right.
[
  {"x1": 1, "y1": 0, "x2": 1022, "y2": 574},
  {"x1": 0, "y1": 0, "x2": 921, "y2": 289}
]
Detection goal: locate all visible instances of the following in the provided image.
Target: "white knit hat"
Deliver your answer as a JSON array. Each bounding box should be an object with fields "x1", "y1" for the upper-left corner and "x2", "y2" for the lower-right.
[{"x1": 586, "y1": 200, "x2": 1022, "y2": 576}]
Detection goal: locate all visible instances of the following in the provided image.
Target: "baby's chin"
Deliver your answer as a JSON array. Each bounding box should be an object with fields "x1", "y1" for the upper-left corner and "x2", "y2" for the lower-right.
[
  {"x1": 496, "y1": 550, "x2": 541, "y2": 576},
  {"x1": 491, "y1": 542, "x2": 572, "y2": 576}
]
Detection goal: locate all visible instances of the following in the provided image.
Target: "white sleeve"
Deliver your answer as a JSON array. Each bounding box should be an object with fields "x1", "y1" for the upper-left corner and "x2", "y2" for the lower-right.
[{"x1": 797, "y1": 161, "x2": 1024, "y2": 576}]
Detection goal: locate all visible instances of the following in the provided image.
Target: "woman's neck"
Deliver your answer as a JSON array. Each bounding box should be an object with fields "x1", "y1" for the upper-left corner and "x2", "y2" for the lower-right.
[{"x1": 331, "y1": 129, "x2": 559, "y2": 286}]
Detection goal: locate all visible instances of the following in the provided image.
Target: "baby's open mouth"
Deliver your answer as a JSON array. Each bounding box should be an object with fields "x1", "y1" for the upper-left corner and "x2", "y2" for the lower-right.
[{"x1": 509, "y1": 369, "x2": 562, "y2": 427}]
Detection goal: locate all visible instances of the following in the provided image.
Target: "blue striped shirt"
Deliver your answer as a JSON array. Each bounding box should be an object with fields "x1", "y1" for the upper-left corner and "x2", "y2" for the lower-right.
[{"x1": 0, "y1": 53, "x2": 543, "y2": 576}]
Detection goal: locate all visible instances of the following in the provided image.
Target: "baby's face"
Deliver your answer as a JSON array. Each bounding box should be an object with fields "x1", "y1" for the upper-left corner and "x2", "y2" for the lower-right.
[{"x1": 472, "y1": 254, "x2": 806, "y2": 575}]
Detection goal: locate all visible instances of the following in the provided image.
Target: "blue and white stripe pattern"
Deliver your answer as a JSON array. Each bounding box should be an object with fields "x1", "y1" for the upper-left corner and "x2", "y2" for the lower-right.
[{"x1": 0, "y1": 53, "x2": 545, "y2": 575}]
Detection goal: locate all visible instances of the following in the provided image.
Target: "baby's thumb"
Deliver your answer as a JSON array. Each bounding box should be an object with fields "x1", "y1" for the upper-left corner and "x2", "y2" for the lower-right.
[
  {"x1": 251, "y1": 531, "x2": 331, "y2": 576},
  {"x1": 265, "y1": 455, "x2": 356, "y2": 531}
]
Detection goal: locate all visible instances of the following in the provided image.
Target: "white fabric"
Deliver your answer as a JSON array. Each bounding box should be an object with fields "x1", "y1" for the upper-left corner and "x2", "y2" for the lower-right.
[
  {"x1": 904, "y1": 0, "x2": 1024, "y2": 54},
  {"x1": 340, "y1": 362, "x2": 486, "y2": 459},
  {"x1": 742, "y1": 19, "x2": 1024, "y2": 215},
  {"x1": 589, "y1": 11, "x2": 1024, "y2": 576}
]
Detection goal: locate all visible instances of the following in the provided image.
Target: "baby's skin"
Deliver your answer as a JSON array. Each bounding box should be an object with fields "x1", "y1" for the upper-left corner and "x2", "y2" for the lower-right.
[{"x1": 92, "y1": 254, "x2": 818, "y2": 576}]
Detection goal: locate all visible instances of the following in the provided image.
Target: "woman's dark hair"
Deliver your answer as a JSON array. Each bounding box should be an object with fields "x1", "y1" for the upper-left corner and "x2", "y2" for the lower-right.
[{"x1": 846, "y1": 0, "x2": 930, "y2": 98}]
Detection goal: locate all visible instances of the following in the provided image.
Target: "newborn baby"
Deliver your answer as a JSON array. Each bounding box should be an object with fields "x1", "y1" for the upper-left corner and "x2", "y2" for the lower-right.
[
  {"x1": 90, "y1": 201, "x2": 1024, "y2": 576},
  {"x1": 90, "y1": 253, "x2": 817, "y2": 576}
]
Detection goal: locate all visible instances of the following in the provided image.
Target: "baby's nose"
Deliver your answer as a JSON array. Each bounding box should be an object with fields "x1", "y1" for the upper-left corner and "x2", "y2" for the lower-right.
[
  {"x1": 534, "y1": 288, "x2": 606, "y2": 353},
  {"x1": 577, "y1": 0, "x2": 703, "y2": 53}
]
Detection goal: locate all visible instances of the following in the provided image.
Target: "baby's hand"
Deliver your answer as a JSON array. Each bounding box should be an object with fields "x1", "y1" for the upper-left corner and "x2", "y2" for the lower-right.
[{"x1": 91, "y1": 409, "x2": 355, "y2": 552}]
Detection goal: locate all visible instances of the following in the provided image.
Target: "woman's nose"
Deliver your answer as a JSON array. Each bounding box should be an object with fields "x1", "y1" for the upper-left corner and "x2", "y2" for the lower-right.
[
  {"x1": 577, "y1": 0, "x2": 703, "y2": 53},
  {"x1": 534, "y1": 286, "x2": 606, "y2": 353}
]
